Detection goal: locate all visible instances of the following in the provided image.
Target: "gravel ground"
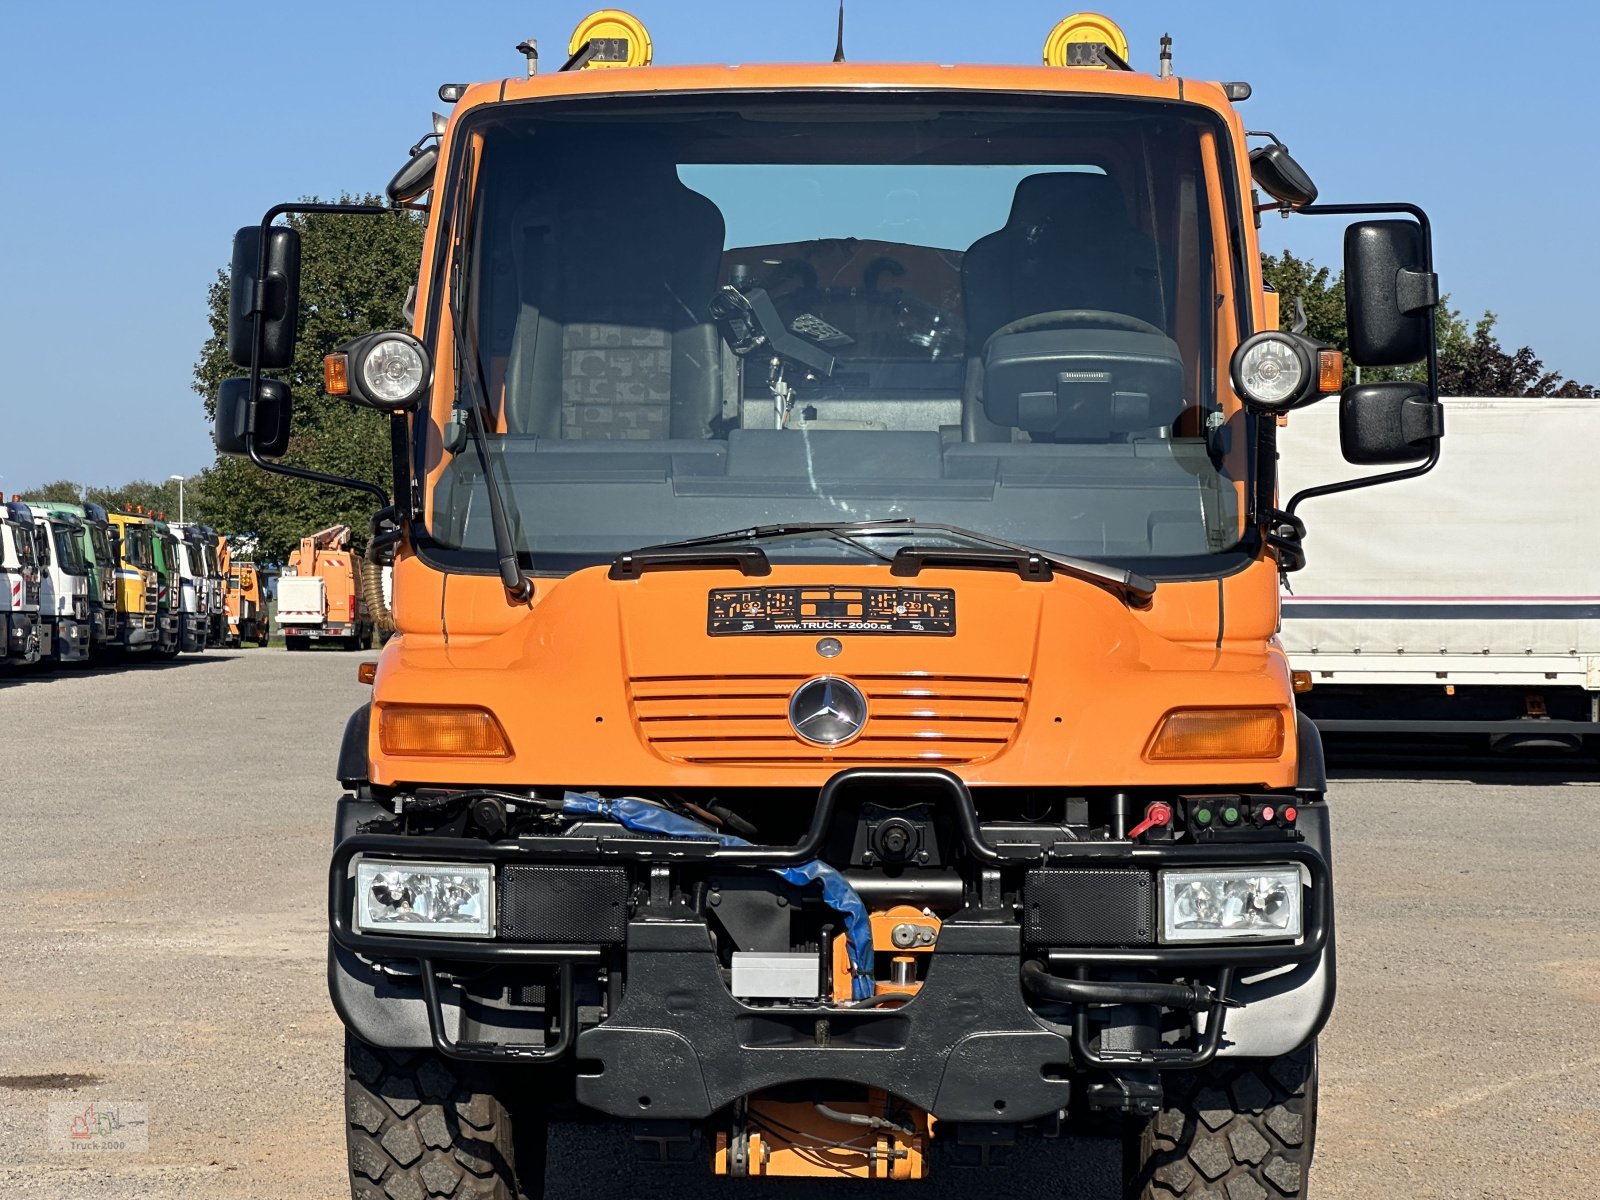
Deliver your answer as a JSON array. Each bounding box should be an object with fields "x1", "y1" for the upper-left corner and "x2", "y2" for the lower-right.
[{"x1": 1, "y1": 651, "x2": 1597, "y2": 1198}]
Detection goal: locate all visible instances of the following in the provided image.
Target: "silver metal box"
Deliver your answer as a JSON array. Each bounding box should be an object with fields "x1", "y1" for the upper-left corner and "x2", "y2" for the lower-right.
[{"x1": 729, "y1": 952, "x2": 821, "y2": 1000}]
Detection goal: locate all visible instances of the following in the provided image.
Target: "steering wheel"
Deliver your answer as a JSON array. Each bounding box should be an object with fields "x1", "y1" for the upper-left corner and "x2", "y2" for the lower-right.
[{"x1": 984, "y1": 308, "x2": 1165, "y2": 352}]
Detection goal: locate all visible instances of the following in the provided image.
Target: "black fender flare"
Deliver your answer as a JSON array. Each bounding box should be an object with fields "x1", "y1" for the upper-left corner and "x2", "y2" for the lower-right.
[
  {"x1": 338, "y1": 703, "x2": 371, "y2": 789},
  {"x1": 1295, "y1": 707, "x2": 1326, "y2": 797}
]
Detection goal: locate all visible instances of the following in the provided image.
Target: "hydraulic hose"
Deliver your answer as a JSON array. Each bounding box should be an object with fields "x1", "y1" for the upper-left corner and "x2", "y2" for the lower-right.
[
  {"x1": 1020, "y1": 960, "x2": 1237, "y2": 1012},
  {"x1": 362, "y1": 545, "x2": 395, "y2": 636}
]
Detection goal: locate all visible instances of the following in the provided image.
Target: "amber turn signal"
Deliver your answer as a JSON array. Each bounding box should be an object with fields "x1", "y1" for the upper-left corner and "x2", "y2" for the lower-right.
[
  {"x1": 1316, "y1": 348, "x2": 1343, "y2": 394},
  {"x1": 357, "y1": 661, "x2": 377, "y2": 685},
  {"x1": 378, "y1": 705, "x2": 512, "y2": 758},
  {"x1": 1146, "y1": 708, "x2": 1285, "y2": 760},
  {"x1": 1291, "y1": 670, "x2": 1313, "y2": 694},
  {"x1": 324, "y1": 353, "x2": 350, "y2": 396}
]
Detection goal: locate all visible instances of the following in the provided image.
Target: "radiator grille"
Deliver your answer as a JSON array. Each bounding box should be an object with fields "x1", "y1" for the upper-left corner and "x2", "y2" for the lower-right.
[{"x1": 630, "y1": 673, "x2": 1028, "y2": 765}]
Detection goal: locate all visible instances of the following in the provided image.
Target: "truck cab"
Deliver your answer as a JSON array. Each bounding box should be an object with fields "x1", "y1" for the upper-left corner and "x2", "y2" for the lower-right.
[
  {"x1": 26, "y1": 501, "x2": 124, "y2": 657},
  {"x1": 216, "y1": 12, "x2": 1447, "y2": 1197},
  {"x1": 221, "y1": 540, "x2": 271, "y2": 647},
  {"x1": 27, "y1": 506, "x2": 91, "y2": 665},
  {"x1": 1, "y1": 500, "x2": 48, "y2": 667},
  {"x1": 106, "y1": 512, "x2": 159, "y2": 654},
  {"x1": 147, "y1": 519, "x2": 183, "y2": 658},
  {"x1": 170, "y1": 525, "x2": 213, "y2": 653}
]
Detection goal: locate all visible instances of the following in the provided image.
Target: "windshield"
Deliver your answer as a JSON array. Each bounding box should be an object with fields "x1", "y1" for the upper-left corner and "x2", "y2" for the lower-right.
[
  {"x1": 424, "y1": 96, "x2": 1249, "y2": 577},
  {"x1": 52, "y1": 526, "x2": 87, "y2": 575},
  {"x1": 121, "y1": 527, "x2": 154, "y2": 571},
  {"x1": 89, "y1": 524, "x2": 112, "y2": 567}
]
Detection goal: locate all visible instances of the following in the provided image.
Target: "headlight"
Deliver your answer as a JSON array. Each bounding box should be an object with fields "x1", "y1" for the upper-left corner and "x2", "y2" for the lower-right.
[
  {"x1": 325, "y1": 331, "x2": 432, "y2": 411},
  {"x1": 1231, "y1": 332, "x2": 1310, "y2": 409},
  {"x1": 1159, "y1": 867, "x2": 1303, "y2": 943},
  {"x1": 355, "y1": 859, "x2": 493, "y2": 938},
  {"x1": 360, "y1": 336, "x2": 427, "y2": 406}
]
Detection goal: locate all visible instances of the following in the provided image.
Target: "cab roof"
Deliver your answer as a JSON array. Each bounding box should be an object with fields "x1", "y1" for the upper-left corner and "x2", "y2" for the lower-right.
[{"x1": 458, "y1": 62, "x2": 1236, "y2": 120}]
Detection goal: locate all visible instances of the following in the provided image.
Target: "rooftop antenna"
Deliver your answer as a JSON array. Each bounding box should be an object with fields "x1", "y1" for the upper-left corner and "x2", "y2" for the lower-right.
[
  {"x1": 1158, "y1": 33, "x2": 1173, "y2": 79},
  {"x1": 833, "y1": 1, "x2": 846, "y2": 63}
]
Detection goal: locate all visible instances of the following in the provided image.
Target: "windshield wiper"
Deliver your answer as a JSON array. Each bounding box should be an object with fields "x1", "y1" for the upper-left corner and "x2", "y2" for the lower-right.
[
  {"x1": 885, "y1": 523, "x2": 1156, "y2": 608},
  {"x1": 449, "y1": 147, "x2": 532, "y2": 604},
  {"x1": 608, "y1": 520, "x2": 908, "y2": 580},
  {"x1": 609, "y1": 519, "x2": 1154, "y2": 607}
]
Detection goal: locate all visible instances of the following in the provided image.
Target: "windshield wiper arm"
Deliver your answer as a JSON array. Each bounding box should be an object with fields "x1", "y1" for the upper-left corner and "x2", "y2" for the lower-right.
[
  {"x1": 641, "y1": 518, "x2": 917, "y2": 551},
  {"x1": 448, "y1": 150, "x2": 531, "y2": 604},
  {"x1": 609, "y1": 519, "x2": 909, "y2": 579},
  {"x1": 885, "y1": 524, "x2": 1155, "y2": 608}
]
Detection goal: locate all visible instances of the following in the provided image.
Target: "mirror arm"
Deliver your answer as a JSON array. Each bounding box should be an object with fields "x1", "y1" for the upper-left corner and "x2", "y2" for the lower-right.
[
  {"x1": 245, "y1": 201, "x2": 396, "y2": 509},
  {"x1": 1283, "y1": 440, "x2": 1440, "y2": 518},
  {"x1": 1281, "y1": 200, "x2": 1441, "y2": 518}
]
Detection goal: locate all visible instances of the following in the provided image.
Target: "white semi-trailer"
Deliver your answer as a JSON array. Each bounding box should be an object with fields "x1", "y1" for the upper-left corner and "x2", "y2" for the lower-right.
[{"x1": 1277, "y1": 395, "x2": 1599, "y2": 750}]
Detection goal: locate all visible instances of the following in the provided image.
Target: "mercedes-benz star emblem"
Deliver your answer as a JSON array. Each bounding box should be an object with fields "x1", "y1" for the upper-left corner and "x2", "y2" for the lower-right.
[{"x1": 788, "y1": 676, "x2": 868, "y2": 746}]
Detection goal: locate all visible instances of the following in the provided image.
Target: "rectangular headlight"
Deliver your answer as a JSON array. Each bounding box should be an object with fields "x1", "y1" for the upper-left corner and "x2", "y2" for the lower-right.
[
  {"x1": 354, "y1": 859, "x2": 494, "y2": 938},
  {"x1": 1159, "y1": 867, "x2": 1303, "y2": 944}
]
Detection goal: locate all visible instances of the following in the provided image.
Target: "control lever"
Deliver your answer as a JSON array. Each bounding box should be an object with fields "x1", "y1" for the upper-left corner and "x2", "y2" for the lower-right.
[{"x1": 1126, "y1": 801, "x2": 1173, "y2": 840}]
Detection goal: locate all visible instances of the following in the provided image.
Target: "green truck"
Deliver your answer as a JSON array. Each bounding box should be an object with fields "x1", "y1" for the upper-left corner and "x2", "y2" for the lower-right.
[{"x1": 22, "y1": 500, "x2": 123, "y2": 660}]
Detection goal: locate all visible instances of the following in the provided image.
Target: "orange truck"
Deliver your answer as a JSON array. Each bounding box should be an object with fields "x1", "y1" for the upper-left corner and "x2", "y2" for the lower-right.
[
  {"x1": 214, "y1": 11, "x2": 1446, "y2": 1196},
  {"x1": 276, "y1": 525, "x2": 373, "y2": 650},
  {"x1": 219, "y1": 538, "x2": 271, "y2": 647}
]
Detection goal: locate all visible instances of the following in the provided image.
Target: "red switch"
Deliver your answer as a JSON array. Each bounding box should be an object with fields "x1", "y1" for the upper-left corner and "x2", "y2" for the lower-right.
[{"x1": 1127, "y1": 801, "x2": 1173, "y2": 840}]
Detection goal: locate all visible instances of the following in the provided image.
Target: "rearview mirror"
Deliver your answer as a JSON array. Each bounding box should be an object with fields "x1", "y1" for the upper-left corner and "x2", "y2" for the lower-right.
[
  {"x1": 215, "y1": 377, "x2": 293, "y2": 458},
  {"x1": 1339, "y1": 382, "x2": 1443, "y2": 465},
  {"x1": 227, "y1": 226, "x2": 301, "y2": 370},
  {"x1": 1344, "y1": 220, "x2": 1436, "y2": 367},
  {"x1": 1250, "y1": 141, "x2": 1318, "y2": 208},
  {"x1": 387, "y1": 144, "x2": 440, "y2": 204}
]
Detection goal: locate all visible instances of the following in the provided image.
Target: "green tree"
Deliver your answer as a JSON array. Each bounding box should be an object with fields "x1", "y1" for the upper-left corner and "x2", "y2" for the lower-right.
[
  {"x1": 192, "y1": 196, "x2": 424, "y2": 561},
  {"x1": 20, "y1": 479, "x2": 87, "y2": 504},
  {"x1": 1438, "y1": 313, "x2": 1598, "y2": 397}
]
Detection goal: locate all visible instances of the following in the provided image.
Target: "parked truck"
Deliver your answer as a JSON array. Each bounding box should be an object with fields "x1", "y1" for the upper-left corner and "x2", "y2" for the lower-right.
[
  {"x1": 1, "y1": 500, "x2": 48, "y2": 667},
  {"x1": 167, "y1": 523, "x2": 215, "y2": 653},
  {"x1": 277, "y1": 525, "x2": 372, "y2": 651},
  {"x1": 1279, "y1": 395, "x2": 1599, "y2": 753},
  {"x1": 174, "y1": 524, "x2": 227, "y2": 646},
  {"x1": 215, "y1": 11, "x2": 1448, "y2": 1196},
  {"x1": 26, "y1": 505, "x2": 91, "y2": 665},
  {"x1": 24, "y1": 500, "x2": 122, "y2": 658},
  {"x1": 220, "y1": 538, "x2": 271, "y2": 647},
  {"x1": 106, "y1": 511, "x2": 159, "y2": 655}
]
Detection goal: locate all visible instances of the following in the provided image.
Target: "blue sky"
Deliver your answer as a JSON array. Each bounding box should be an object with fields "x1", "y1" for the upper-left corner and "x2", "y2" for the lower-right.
[{"x1": 3, "y1": 0, "x2": 1594, "y2": 490}]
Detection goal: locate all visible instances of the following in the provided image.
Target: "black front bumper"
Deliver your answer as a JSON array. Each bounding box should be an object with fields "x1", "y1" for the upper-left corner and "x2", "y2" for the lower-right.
[{"x1": 329, "y1": 770, "x2": 1332, "y2": 1121}]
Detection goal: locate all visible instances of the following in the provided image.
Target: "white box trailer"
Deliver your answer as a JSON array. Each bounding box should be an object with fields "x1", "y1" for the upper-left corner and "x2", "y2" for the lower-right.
[{"x1": 1276, "y1": 395, "x2": 1600, "y2": 746}]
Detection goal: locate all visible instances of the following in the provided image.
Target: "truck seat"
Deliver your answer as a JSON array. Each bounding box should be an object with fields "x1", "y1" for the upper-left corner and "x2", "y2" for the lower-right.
[
  {"x1": 960, "y1": 173, "x2": 1165, "y2": 440},
  {"x1": 502, "y1": 164, "x2": 726, "y2": 440}
]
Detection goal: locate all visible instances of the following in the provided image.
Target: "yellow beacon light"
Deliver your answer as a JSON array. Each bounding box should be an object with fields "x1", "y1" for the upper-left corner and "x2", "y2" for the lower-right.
[
  {"x1": 568, "y1": 10, "x2": 653, "y2": 69},
  {"x1": 1044, "y1": 12, "x2": 1130, "y2": 69}
]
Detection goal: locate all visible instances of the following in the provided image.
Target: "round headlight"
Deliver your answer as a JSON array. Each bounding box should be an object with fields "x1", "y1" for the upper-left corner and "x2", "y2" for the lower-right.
[
  {"x1": 358, "y1": 335, "x2": 428, "y2": 409},
  {"x1": 1231, "y1": 332, "x2": 1312, "y2": 410}
]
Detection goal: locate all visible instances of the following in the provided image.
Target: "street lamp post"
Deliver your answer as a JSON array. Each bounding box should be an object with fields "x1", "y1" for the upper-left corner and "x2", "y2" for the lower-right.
[{"x1": 168, "y1": 474, "x2": 185, "y2": 524}]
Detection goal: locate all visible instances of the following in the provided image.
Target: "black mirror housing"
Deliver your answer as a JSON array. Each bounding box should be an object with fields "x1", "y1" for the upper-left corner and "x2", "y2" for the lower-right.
[
  {"x1": 387, "y1": 144, "x2": 440, "y2": 204},
  {"x1": 227, "y1": 226, "x2": 301, "y2": 371},
  {"x1": 1250, "y1": 142, "x2": 1318, "y2": 207},
  {"x1": 1344, "y1": 220, "x2": 1436, "y2": 367},
  {"x1": 1339, "y1": 382, "x2": 1443, "y2": 465},
  {"x1": 215, "y1": 377, "x2": 293, "y2": 458}
]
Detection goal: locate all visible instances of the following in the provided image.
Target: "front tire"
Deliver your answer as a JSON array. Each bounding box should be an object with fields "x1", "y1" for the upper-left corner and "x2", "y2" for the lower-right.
[
  {"x1": 345, "y1": 1034, "x2": 545, "y2": 1200},
  {"x1": 1127, "y1": 1043, "x2": 1316, "y2": 1199}
]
